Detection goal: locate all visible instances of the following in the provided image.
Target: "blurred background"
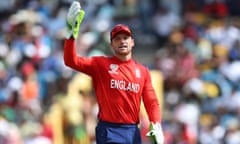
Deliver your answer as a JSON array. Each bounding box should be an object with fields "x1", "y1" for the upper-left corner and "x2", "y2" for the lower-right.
[{"x1": 0, "y1": 0, "x2": 240, "y2": 143}]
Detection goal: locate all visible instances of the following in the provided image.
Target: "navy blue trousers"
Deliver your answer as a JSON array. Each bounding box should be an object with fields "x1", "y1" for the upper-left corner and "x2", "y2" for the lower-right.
[{"x1": 96, "y1": 121, "x2": 142, "y2": 144}]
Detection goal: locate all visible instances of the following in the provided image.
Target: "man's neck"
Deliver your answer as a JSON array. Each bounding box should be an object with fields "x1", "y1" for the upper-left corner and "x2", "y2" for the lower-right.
[{"x1": 114, "y1": 54, "x2": 132, "y2": 62}]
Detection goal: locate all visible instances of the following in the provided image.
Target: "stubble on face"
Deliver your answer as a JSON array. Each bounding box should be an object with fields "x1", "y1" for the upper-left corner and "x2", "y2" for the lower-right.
[{"x1": 111, "y1": 34, "x2": 134, "y2": 57}]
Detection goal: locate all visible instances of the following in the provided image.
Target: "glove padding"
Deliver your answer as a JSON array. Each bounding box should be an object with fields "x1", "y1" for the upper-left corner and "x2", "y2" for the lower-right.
[
  {"x1": 146, "y1": 122, "x2": 164, "y2": 144},
  {"x1": 66, "y1": 1, "x2": 85, "y2": 39}
]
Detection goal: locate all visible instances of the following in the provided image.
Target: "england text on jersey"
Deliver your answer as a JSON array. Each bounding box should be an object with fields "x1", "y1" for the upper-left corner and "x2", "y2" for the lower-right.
[{"x1": 110, "y1": 79, "x2": 140, "y2": 93}]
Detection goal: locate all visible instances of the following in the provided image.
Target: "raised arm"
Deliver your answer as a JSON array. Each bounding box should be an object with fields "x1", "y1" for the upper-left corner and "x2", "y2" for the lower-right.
[
  {"x1": 63, "y1": 1, "x2": 94, "y2": 75},
  {"x1": 64, "y1": 38, "x2": 80, "y2": 70}
]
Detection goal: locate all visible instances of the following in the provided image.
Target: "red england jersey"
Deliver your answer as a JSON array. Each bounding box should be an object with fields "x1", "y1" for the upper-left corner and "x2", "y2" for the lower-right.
[{"x1": 64, "y1": 38, "x2": 161, "y2": 124}]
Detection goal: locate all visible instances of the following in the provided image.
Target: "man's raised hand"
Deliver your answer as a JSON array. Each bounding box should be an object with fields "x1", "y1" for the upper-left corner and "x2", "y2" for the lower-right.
[{"x1": 66, "y1": 1, "x2": 85, "y2": 39}]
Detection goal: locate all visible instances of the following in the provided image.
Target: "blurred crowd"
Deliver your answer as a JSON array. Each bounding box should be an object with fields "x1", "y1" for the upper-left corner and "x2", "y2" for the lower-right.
[{"x1": 0, "y1": 0, "x2": 240, "y2": 144}]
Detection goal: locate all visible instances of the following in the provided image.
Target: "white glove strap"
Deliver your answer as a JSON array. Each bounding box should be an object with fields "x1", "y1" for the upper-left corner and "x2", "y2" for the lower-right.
[{"x1": 65, "y1": 30, "x2": 73, "y2": 39}]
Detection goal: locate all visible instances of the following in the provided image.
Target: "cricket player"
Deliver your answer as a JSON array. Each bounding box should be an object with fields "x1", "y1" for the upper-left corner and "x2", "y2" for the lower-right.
[{"x1": 63, "y1": 1, "x2": 164, "y2": 144}]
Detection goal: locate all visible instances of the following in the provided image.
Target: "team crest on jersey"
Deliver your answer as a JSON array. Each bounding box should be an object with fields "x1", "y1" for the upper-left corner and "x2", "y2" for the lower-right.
[
  {"x1": 135, "y1": 69, "x2": 141, "y2": 78},
  {"x1": 108, "y1": 64, "x2": 119, "y2": 74}
]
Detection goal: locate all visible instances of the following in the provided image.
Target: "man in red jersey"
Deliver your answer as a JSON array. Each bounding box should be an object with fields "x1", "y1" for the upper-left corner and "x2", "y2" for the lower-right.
[{"x1": 64, "y1": 1, "x2": 164, "y2": 144}]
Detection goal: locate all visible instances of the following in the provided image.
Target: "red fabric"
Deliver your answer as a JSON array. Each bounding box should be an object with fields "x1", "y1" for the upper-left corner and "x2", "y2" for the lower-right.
[
  {"x1": 110, "y1": 24, "x2": 132, "y2": 40},
  {"x1": 21, "y1": 62, "x2": 35, "y2": 76},
  {"x1": 175, "y1": 52, "x2": 199, "y2": 85},
  {"x1": 203, "y1": 2, "x2": 228, "y2": 17},
  {"x1": 64, "y1": 38, "x2": 161, "y2": 124},
  {"x1": 41, "y1": 124, "x2": 53, "y2": 140},
  {"x1": 182, "y1": 24, "x2": 198, "y2": 41}
]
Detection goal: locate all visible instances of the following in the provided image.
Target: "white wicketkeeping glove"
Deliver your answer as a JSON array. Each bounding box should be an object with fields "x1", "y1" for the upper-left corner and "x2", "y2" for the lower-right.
[
  {"x1": 146, "y1": 122, "x2": 164, "y2": 144},
  {"x1": 66, "y1": 1, "x2": 85, "y2": 39}
]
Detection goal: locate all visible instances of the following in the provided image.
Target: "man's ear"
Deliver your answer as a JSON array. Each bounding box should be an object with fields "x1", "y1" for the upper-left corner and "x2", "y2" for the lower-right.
[
  {"x1": 110, "y1": 41, "x2": 113, "y2": 48},
  {"x1": 131, "y1": 38, "x2": 135, "y2": 47}
]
